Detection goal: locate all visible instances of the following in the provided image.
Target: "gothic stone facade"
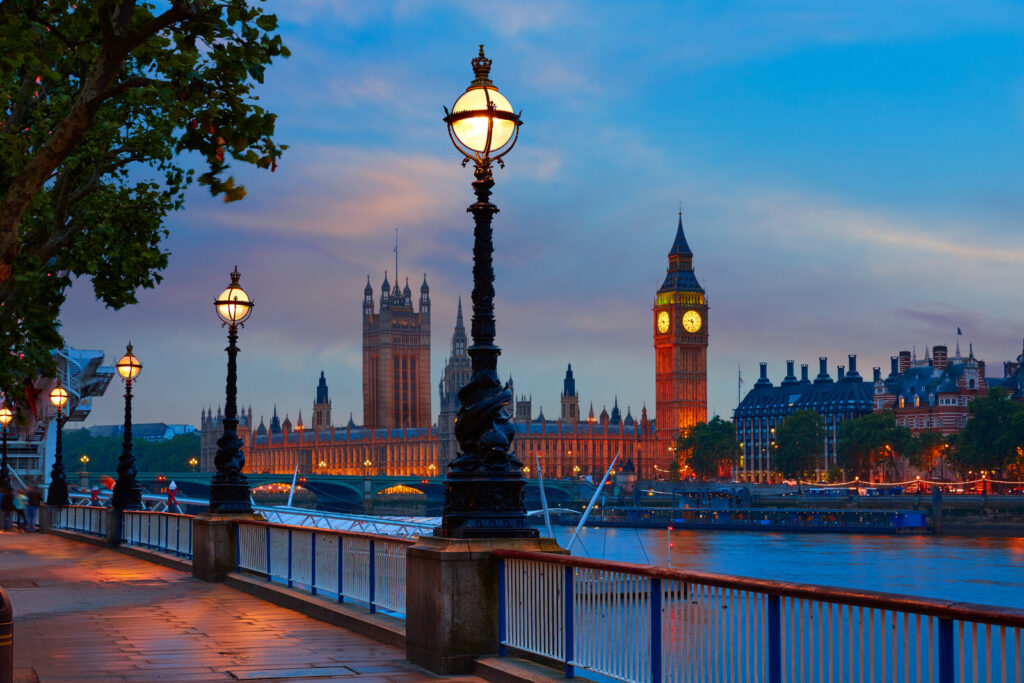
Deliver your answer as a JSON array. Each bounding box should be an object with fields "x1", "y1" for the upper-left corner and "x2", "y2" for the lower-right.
[{"x1": 362, "y1": 273, "x2": 431, "y2": 430}]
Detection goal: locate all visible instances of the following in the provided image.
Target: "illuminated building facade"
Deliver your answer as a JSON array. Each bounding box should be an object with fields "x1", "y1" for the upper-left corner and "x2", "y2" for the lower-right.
[
  {"x1": 230, "y1": 215, "x2": 717, "y2": 481},
  {"x1": 734, "y1": 356, "x2": 874, "y2": 482},
  {"x1": 199, "y1": 405, "x2": 252, "y2": 473},
  {"x1": 875, "y1": 343, "x2": 1024, "y2": 435}
]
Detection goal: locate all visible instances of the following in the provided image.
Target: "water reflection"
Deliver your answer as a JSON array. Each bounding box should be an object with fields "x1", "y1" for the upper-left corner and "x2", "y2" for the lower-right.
[{"x1": 541, "y1": 526, "x2": 1024, "y2": 609}]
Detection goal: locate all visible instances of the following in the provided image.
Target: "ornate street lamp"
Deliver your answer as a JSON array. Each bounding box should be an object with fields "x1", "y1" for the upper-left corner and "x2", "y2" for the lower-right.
[
  {"x1": 439, "y1": 46, "x2": 535, "y2": 538},
  {"x1": 0, "y1": 404, "x2": 12, "y2": 489},
  {"x1": 47, "y1": 382, "x2": 70, "y2": 505},
  {"x1": 210, "y1": 266, "x2": 253, "y2": 513},
  {"x1": 189, "y1": 457, "x2": 199, "y2": 472},
  {"x1": 111, "y1": 343, "x2": 143, "y2": 511}
]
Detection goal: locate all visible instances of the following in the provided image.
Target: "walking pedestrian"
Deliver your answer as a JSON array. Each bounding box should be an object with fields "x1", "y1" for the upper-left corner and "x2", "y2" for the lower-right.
[
  {"x1": 13, "y1": 489, "x2": 27, "y2": 531},
  {"x1": 26, "y1": 485, "x2": 41, "y2": 532}
]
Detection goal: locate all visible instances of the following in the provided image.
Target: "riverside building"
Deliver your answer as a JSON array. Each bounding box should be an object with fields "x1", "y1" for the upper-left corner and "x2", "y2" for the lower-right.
[{"x1": 213, "y1": 215, "x2": 709, "y2": 480}]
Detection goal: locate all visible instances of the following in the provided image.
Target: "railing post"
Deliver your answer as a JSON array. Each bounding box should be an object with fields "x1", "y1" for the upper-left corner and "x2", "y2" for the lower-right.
[
  {"x1": 564, "y1": 565, "x2": 575, "y2": 679},
  {"x1": 369, "y1": 539, "x2": 376, "y2": 613},
  {"x1": 938, "y1": 618, "x2": 955, "y2": 683},
  {"x1": 497, "y1": 559, "x2": 507, "y2": 657},
  {"x1": 265, "y1": 526, "x2": 271, "y2": 581},
  {"x1": 337, "y1": 536, "x2": 344, "y2": 603},
  {"x1": 768, "y1": 594, "x2": 782, "y2": 683},
  {"x1": 650, "y1": 577, "x2": 662, "y2": 683},
  {"x1": 287, "y1": 529, "x2": 293, "y2": 587},
  {"x1": 235, "y1": 524, "x2": 240, "y2": 569},
  {"x1": 311, "y1": 533, "x2": 317, "y2": 595}
]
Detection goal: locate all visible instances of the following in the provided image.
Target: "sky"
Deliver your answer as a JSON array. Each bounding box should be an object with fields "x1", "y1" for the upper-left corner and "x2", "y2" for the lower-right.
[{"x1": 61, "y1": 0, "x2": 1024, "y2": 429}]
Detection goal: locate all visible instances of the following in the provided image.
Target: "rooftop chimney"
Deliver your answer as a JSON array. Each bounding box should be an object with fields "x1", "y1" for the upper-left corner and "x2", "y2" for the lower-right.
[
  {"x1": 898, "y1": 350, "x2": 911, "y2": 374},
  {"x1": 782, "y1": 360, "x2": 798, "y2": 386},
  {"x1": 837, "y1": 366, "x2": 846, "y2": 381},
  {"x1": 1005, "y1": 361, "x2": 1019, "y2": 378},
  {"x1": 756, "y1": 362, "x2": 773, "y2": 387},
  {"x1": 847, "y1": 354, "x2": 861, "y2": 380},
  {"x1": 933, "y1": 345, "x2": 948, "y2": 372},
  {"x1": 890, "y1": 356, "x2": 899, "y2": 378},
  {"x1": 873, "y1": 367, "x2": 881, "y2": 382},
  {"x1": 814, "y1": 357, "x2": 833, "y2": 384},
  {"x1": 800, "y1": 364, "x2": 810, "y2": 383}
]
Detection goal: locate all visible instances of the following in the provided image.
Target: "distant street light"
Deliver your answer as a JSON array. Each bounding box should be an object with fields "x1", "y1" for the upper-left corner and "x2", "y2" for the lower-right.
[
  {"x1": 111, "y1": 343, "x2": 143, "y2": 511},
  {"x1": 79, "y1": 454, "x2": 90, "y2": 470},
  {"x1": 437, "y1": 46, "x2": 535, "y2": 539},
  {"x1": 210, "y1": 266, "x2": 254, "y2": 514},
  {"x1": 0, "y1": 404, "x2": 12, "y2": 489},
  {"x1": 48, "y1": 382, "x2": 70, "y2": 505},
  {"x1": 188, "y1": 457, "x2": 199, "y2": 472}
]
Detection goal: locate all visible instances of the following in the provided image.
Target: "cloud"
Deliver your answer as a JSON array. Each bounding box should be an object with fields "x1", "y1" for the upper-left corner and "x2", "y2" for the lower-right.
[{"x1": 191, "y1": 146, "x2": 464, "y2": 239}]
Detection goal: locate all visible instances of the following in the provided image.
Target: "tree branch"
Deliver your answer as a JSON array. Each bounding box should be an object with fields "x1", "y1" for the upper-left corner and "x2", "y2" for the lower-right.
[
  {"x1": 124, "y1": 2, "x2": 195, "y2": 51},
  {"x1": 100, "y1": 76, "x2": 175, "y2": 100}
]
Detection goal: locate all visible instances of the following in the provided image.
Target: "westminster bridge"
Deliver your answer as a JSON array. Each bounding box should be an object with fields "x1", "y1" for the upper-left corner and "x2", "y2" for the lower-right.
[{"x1": 82, "y1": 471, "x2": 591, "y2": 513}]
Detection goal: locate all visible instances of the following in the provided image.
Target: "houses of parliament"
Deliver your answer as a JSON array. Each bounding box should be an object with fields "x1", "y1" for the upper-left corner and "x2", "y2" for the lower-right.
[{"x1": 202, "y1": 214, "x2": 709, "y2": 480}]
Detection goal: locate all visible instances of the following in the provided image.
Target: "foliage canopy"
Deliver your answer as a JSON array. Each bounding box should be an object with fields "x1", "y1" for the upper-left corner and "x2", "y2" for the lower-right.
[
  {"x1": 675, "y1": 416, "x2": 740, "y2": 480},
  {"x1": 771, "y1": 409, "x2": 826, "y2": 480},
  {"x1": 63, "y1": 428, "x2": 199, "y2": 475},
  {"x1": 0, "y1": 0, "x2": 288, "y2": 399}
]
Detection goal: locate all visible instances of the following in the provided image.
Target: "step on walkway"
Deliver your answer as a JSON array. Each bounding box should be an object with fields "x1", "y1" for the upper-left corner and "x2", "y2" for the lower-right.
[{"x1": 0, "y1": 531, "x2": 485, "y2": 683}]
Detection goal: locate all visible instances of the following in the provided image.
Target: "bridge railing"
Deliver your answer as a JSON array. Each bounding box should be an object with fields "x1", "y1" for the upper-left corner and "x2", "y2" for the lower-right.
[
  {"x1": 50, "y1": 505, "x2": 105, "y2": 537},
  {"x1": 121, "y1": 511, "x2": 194, "y2": 559},
  {"x1": 235, "y1": 520, "x2": 414, "y2": 616},
  {"x1": 494, "y1": 549, "x2": 1024, "y2": 683}
]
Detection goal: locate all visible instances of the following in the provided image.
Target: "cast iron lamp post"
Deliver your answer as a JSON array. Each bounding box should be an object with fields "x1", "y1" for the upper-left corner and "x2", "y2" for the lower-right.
[
  {"x1": 47, "y1": 382, "x2": 70, "y2": 505},
  {"x1": 111, "y1": 343, "x2": 143, "y2": 511},
  {"x1": 0, "y1": 405, "x2": 12, "y2": 489},
  {"x1": 189, "y1": 457, "x2": 199, "y2": 472},
  {"x1": 438, "y1": 46, "x2": 536, "y2": 538},
  {"x1": 210, "y1": 266, "x2": 254, "y2": 514}
]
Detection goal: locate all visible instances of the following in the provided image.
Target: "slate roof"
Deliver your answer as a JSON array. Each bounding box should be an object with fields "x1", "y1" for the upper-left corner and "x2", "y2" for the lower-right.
[{"x1": 734, "y1": 366, "x2": 873, "y2": 419}]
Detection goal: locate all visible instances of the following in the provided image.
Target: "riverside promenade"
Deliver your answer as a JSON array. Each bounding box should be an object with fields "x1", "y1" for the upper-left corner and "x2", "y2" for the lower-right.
[{"x1": 0, "y1": 532, "x2": 485, "y2": 683}]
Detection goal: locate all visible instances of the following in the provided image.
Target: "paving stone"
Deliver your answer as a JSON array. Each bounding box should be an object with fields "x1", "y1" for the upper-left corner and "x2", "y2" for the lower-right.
[{"x1": 1, "y1": 533, "x2": 485, "y2": 682}]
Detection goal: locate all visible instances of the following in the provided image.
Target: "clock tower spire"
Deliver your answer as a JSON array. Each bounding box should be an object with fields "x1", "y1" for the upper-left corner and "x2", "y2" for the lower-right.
[{"x1": 654, "y1": 209, "x2": 708, "y2": 441}]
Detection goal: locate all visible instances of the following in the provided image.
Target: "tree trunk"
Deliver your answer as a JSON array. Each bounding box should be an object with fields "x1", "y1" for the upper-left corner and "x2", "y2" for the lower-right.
[{"x1": 0, "y1": 49, "x2": 125, "y2": 282}]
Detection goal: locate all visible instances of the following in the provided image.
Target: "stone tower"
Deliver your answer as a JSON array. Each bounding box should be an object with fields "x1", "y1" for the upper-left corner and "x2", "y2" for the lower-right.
[
  {"x1": 560, "y1": 363, "x2": 579, "y2": 423},
  {"x1": 653, "y1": 210, "x2": 709, "y2": 438},
  {"x1": 312, "y1": 370, "x2": 331, "y2": 433},
  {"x1": 362, "y1": 271, "x2": 431, "y2": 429},
  {"x1": 438, "y1": 298, "x2": 472, "y2": 468}
]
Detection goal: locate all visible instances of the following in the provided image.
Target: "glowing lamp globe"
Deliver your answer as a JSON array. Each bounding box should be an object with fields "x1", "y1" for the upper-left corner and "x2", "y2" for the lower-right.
[
  {"x1": 116, "y1": 344, "x2": 142, "y2": 380},
  {"x1": 0, "y1": 407, "x2": 12, "y2": 427},
  {"x1": 215, "y1": 266, "x2": 253, "y2": 325},
  {"x1": 445, "y1": 45, "x2": 521, "y2": 160},
  {"x1": 50, "y1": 385, "x2": 69, "y2": 409}
]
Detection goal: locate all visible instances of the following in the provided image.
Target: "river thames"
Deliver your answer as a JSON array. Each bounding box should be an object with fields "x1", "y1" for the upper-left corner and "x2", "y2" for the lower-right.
[{"x1": 542, "y1": 526, "x2": 1024, "y2": 609}]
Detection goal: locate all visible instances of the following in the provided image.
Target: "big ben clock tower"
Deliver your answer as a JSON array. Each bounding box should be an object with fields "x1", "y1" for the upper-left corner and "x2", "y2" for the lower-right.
[{"x1": 654, "y1": 211, "x2": 708, "y2": 439}]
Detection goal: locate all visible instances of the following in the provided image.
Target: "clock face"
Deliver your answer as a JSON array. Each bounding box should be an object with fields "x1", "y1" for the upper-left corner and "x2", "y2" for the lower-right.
[
  {"x1": 682, "y1": 310, "x2": 702, "y2": 333},
  {"x1": 656, "y1": 310, "x2": 670, "y2": 334}
]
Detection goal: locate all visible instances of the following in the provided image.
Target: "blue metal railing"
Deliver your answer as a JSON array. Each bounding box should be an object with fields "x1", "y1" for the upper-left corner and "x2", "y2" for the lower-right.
[
  {"x1": 235, "y1": 520, "x2": 412, "y2": 616},
  {"x1": 495, "y1": 549, "x2": 1024, "y2": 683}
]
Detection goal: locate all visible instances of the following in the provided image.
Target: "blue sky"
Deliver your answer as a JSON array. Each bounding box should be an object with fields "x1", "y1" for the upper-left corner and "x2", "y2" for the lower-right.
[{"x1": 62, "y1": 0, "x2": 1024, "y2": 429}]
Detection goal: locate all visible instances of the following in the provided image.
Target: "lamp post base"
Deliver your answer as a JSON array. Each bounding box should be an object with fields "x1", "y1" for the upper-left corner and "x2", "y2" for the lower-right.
[
  {"x1": 436, "y1": 472, "x2": 538, "y2": 539},
  {"x1": 209, "y1": 480, "x2": 252, "y2": 514},
  {"x1": 46, "y1": 480, "x2": 69, "y2": 507}
]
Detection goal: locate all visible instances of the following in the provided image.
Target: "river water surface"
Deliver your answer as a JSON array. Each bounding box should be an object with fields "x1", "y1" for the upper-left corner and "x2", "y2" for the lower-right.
[{"x1": 542, "y1": 526, "x2": 1024, "y2": 610}]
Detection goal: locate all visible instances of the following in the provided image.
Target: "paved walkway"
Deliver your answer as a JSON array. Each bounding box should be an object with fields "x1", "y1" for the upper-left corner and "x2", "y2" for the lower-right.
[{"x1": 0, "y1": 531, "x2": 484, "y2": 683}]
